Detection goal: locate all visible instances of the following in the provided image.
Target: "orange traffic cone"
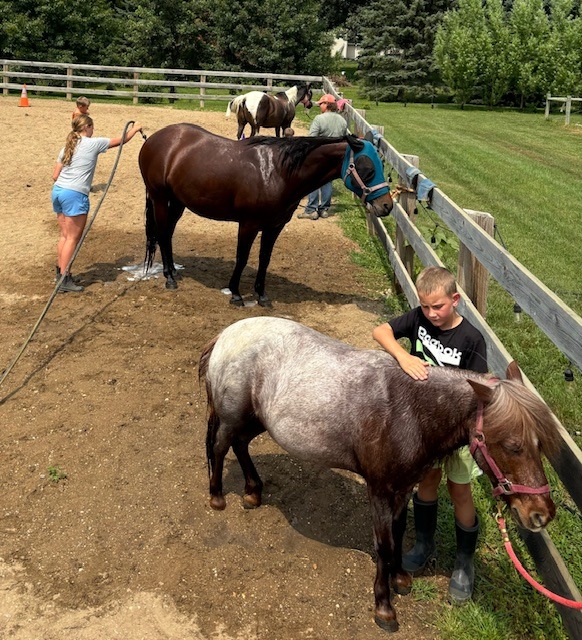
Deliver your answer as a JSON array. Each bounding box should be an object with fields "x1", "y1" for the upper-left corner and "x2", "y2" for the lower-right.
[{"x1": 19, "y1": 84, "x2": 30, "y2": 108}]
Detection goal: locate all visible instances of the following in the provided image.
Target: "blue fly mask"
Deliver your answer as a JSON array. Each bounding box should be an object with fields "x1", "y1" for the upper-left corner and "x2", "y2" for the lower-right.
[{"x1": 341, "y1": 139, "x2": 390, "y2": 203}]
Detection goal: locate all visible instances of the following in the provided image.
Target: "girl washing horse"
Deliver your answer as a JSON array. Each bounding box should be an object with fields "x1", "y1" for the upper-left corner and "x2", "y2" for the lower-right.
[{"x1": 200, "y1": 316, "x2": 559, "y2": 632}]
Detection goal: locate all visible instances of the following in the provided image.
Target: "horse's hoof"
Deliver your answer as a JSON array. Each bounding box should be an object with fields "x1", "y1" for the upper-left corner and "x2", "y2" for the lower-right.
[
  {"x1": 243, "y1": 493, "x2": 262, "y2": 509},
  {"x1": 258, "y1": 296, "x2": 272, "y2": 308},
  {"x1": 230, "y1": 295, "x2": 244, "y2": 307},
  {"x1": 374, "y1": 614, "x2": 399, "y2": 633},
  {"x1": 392, "y1": 572, "x2": 413, "y2": 595},
  {"x1": 165, "y1": 279, "x2": 178, "y2": 290},
  {"x1": 210, "y1": 495, "x2": 226, "y2": 510}
]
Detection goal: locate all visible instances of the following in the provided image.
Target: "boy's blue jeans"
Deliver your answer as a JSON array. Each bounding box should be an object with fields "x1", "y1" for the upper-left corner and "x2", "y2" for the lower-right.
[{"x1": 305, "y1": 181, "x2": 333, "y2": 214}]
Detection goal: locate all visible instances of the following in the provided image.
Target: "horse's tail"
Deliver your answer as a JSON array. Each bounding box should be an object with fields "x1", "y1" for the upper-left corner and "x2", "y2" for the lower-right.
[
  {"x1": 226, "y1": 95, "x2": 245, "y2": 117},
  {"x1": 199, "y1": 334, "x2": 220, "y2": 478},
  {"x1": 144, "y1": 191, "x2": 157, "y2": 272}
]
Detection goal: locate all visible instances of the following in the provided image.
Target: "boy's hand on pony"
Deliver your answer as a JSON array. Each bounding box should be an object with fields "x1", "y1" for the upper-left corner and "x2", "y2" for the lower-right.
[{"x1": 396, "y1": 353, "x2": 430, "y2": 380}]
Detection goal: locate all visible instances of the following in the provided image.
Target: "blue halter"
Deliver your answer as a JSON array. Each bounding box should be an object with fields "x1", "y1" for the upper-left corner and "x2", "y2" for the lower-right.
[{"x1": 341, "y1": 140, "x2": 390, "y2": 203}]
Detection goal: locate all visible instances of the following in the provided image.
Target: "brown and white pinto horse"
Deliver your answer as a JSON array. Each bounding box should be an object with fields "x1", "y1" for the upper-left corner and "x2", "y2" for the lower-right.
[
  {"x1": 226, "y1": 83, "x2": 312, "y2": 139},
  {"x1": 200, "y1": 317, "x2": 560, "y2": 632},
  {"x1": 138, "y1": 125, "x2": 393, "y2": 306}
]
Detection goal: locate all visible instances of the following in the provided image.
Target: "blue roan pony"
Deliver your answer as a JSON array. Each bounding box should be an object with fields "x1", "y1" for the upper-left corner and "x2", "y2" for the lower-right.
[
  {"x1": 139, "y1": 125, "x2": 393, "y2": 306},
  {"x1": 200, "y1": 317, "x2": 559, "y2": 632}
]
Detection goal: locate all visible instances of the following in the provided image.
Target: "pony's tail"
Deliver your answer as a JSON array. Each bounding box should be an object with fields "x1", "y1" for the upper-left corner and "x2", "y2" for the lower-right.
[
  {"x1": 144, "y1": 192, "x2": 157, "y2": 272},
  {"x1": 199, "y1": 334, "x2": 220, "y2": 478},
  {"x1": 225, "y1": 100, "x2": 233, "y2": 117}
]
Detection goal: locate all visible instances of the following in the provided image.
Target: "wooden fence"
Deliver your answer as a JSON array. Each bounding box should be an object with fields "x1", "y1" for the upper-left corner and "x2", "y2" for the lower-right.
[
  {"x1": 545, "y1": 93, "x2": 582, "y2": 125},
  {"x1": 0, "y1": 59, "x2": 323, "y2": 107},
  {"x1": 322, "y1": 78, "x2": 582, "y2": 638},
  {"x1": 2, "y1": 57, "x2": 580, "y2": 636}
]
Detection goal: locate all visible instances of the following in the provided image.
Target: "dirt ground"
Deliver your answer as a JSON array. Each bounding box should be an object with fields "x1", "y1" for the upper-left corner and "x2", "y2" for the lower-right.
[{"x1": 0, "y1": 98, "x2": 446, "y2": 639}]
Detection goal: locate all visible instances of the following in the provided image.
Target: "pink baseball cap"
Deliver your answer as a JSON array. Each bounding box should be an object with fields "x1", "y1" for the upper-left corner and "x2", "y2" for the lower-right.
[{"x1": 316, "y1": 94, "x2": 337, "y2": 105}]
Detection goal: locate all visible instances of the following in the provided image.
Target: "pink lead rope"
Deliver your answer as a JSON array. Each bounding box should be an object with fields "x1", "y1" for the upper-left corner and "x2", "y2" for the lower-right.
[{"x1": 496, "y1": 510, "x2": 582, "y2": 609}]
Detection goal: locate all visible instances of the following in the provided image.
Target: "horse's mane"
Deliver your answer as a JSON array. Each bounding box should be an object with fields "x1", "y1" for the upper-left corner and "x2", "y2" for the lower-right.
[
  {"x1": 486, "y1": 380, "x2": 561, "y2": 458},
  {"x1": 246, "y1": 135, "x2": 347, "y2": 175}
]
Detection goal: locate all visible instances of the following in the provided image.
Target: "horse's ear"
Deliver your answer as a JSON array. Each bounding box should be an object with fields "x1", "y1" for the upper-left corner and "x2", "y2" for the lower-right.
[
  {"x1": 467, "y1": 379, "x2": 495, "y2": 403},
  {"x1": 347, "y1": 134, "x2": 365, "y2": 152},
  {"x1": 506, "y1": 360, "x2": 524, "y2": 383}
]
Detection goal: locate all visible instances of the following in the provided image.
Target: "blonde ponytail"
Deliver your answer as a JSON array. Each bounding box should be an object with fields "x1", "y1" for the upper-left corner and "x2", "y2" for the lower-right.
[{"x1": 63, "y1": 115, "x2": 93, "y2": 165}]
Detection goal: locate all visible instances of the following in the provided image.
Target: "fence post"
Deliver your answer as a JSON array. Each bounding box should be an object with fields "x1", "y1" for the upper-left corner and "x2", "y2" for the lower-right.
[
  {"x1": 353, "y1": 109, "x2": 366, "y2": 136},
  {"x1": 133, "y1": 72, "x2": 139, "y2": 105},
  {"x1": 565, "y1": 95, "x2": 572, "y2": 125},
  {"x1": 545, "y1": 92, "x2": 551, "y2": 119},
  {"x1": 66, "y1": 66, "x2": 73, "y2": 101},
  {"x1": 200, "y1": 74, "x2": 206, "y2": 108},
  {"x1": 2, "y1": 63, "x2": 8, "y2": 96},
  {"x1": 394, "y1": 154, "x2": 419, "y2": 294},
  {"x1": 457, "y1": 209, "x2": 494, "y2": 318}
]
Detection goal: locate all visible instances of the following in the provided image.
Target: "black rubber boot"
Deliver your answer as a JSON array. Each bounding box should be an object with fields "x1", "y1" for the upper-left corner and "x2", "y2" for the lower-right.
[
  {"x1": 58, "y1": 274, "x2": 84, "y2": 293},
  {"x1": 402, "y1": 493, "x2": 438, "y2": 574},
  {"x1": 448, "y1": 515, "x2": 479, "y2": 604}
]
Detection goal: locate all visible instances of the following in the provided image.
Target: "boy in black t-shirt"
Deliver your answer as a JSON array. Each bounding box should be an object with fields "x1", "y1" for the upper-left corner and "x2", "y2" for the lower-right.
[{"x1": 372, "y1": 266, "x2": 487, "y2": 603}]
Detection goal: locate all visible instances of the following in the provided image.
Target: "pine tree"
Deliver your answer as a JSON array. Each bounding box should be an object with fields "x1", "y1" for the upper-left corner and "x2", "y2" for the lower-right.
[{"x1": 351, "y1": 0, "x2": 453, "y2": 102}]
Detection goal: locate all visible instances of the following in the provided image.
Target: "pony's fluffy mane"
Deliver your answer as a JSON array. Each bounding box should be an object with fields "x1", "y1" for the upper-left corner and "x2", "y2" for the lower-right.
[
  {"x1": 418, "y1": 367, "x2": 560, "y2": 460},
  {"x1": 486, "y1": 380, "x2": 561, "y2": 458},
  {"x1": 246, "y1": 135, "x2": 347, "y2": 175}
]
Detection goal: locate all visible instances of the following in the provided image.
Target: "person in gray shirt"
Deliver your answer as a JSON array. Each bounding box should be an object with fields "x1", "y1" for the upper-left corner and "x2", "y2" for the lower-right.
[
  {"x1": 297, "y1": 94, "x2": 348, "y2": 220},
  {"x1": 51, "y1": 115, "x2": 142, "y2": 292}
]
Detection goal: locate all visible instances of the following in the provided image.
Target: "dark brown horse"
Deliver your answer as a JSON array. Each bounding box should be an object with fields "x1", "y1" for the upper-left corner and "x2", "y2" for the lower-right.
[
  {"x1": 200, "y1": 317, "x2": 560, "y2": 632},
  {"x1": 138, "y1": 124, "x2": 393, "y2": 306},
  {"x1": 226, "y1": 83, "x2": 312, "y2": 139}
]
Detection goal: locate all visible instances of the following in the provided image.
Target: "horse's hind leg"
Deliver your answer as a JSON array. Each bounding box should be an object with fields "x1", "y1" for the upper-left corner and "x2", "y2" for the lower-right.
[
  {"x1": 167, "y1": 197, "x2": 185, "y2": 280},
  {"x1": 207, "y1": 417, "x2": 234, "y2": 511},
  {"x1": 151, "y1": 195, "x2": 184, "y2": 289},
  {"x1": 232, "y1": 434, "x2": 264, "y2": 508}
]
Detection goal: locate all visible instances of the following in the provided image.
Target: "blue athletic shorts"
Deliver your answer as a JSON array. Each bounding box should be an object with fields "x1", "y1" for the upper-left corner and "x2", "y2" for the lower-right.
[{"x1": 52, "y1": 186, "x2": 90, "y2": 216}]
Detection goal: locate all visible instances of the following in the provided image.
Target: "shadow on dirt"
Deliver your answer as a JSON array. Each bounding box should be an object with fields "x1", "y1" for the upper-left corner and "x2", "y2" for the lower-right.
[{"x1": 220, "y1": 453, "x2": 375, "y2": 555}]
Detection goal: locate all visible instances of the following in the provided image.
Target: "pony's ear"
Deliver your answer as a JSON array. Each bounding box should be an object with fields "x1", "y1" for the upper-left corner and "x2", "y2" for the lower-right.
[
  {"x1": 347, "y1": 134, "x2": 365, "y2": 152},
  {"x1": 506, "y1": 360, "x2": 524, "y2": 383},
  {"x1": 467, "y1": 379, "x2": 495, "y2": 403}
]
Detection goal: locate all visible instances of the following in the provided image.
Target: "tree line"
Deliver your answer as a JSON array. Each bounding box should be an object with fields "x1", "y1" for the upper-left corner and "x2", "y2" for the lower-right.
[
  {"x1": 1, "y1": 0, "x2": 580, "y2": 107},
  {"x1": 0, "y1": 0, "x2": 349, "y2": 76},
  {"x1": 352, "y1": 0, "x2": 582, "y2": 107}
]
